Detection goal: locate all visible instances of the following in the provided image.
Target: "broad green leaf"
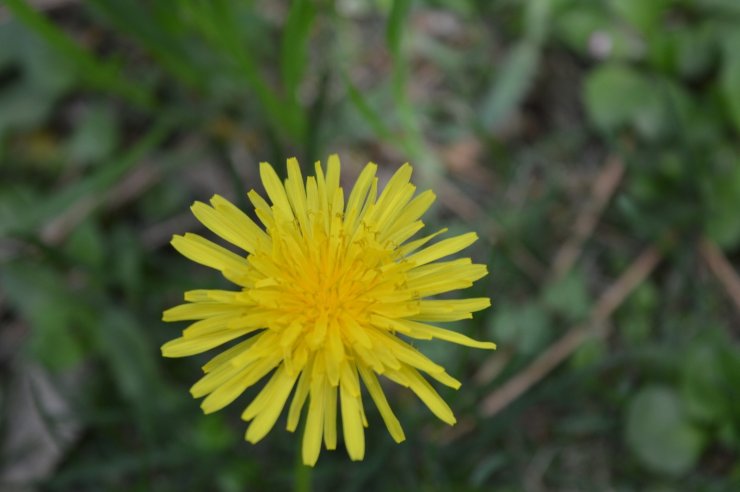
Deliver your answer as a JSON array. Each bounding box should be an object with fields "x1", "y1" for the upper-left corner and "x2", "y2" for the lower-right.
[
  {"x1": 705, "y1": 155, "x2": 740, "y2": 249},
  {"x1": 625, "y1": 386, "x2": 705, "y2": 475},
  {"x1": 542, "y1": 269, "x2": 591, "y2": 321},
  {"x1": 584, "y1": 63, "x2": 652, "y2": 131},
  {"x1": 681, "y1": 344, "x2": 727, "y2": 423},
  {"x1": 570, "y1": 337, "x2": 606, "y2": 368},
  {"x1": 583, "y1": 63, "x2": 685, "y2": 140},
  {"x1": 555, "y1": 9, "x2": 646, "y2": 60},
  {"x1": 674, "y1": 24, "x2": 716, "y2": 80},
  {"x1": 489, "y1": 303, "x2": 552, "y2": 355},
  {"x1": 720, "y1": 32, "x2": 740, "y2": 133},
  {"x1": 609, "y1": 0, "x2": 669, "y2": 34},
  {"x1": 554, "y1": 8, "x2": 606, "y2": 53}
]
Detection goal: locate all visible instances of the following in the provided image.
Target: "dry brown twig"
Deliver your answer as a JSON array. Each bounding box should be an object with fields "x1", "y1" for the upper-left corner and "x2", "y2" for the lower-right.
[
  {"x1": 479, "y1": 245, "x2": 663, "y2": 418},
  {"x1": 699, "y1": 237, "x2": 740, "y2": 315},
  {"x1": 436, "y1": 155, "x2": 633, "y2": 444},
  {"x1": 550, "y1": 156, "x2": 625, "y2": 281}
]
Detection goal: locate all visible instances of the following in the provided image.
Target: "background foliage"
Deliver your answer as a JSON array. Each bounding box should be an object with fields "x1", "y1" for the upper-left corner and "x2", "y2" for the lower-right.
[{"x1": 1, "y1": 0, "x2": 739, "y2": 490}]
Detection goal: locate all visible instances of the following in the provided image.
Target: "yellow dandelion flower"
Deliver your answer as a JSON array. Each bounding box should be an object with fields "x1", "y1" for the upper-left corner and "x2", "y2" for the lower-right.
[{"x1": 162, "y1": 155, "x2": 495, "y2": 465}]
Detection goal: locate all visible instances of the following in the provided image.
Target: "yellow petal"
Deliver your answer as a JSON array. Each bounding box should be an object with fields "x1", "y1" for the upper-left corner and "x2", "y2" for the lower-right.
[
  {"x1": 405, "y1": 232, "x2": 478, "y2": 266},
  {"x1": 184, "y1": 289, "x2": 241, "y2": 303},
  {"x1": 323, "y1": 384, "x2": 338, "y2": 450},
  {"x1": 384, "y1": 190, "x2": 436, "y2": 237},
  {"x1": 345, "y1": 163, "x2": 377, "y2": 230},
  {"x1": 397, "y1": 227, "x2": 448, "y2": 257},
  {"x1": 399, "y1": 319, "x2": 496, "y2": 349},
  {"x1": 161, "y1": 327, "x2": 254, "y2": 357},
  {"x1": 260, "y1": 162, "x2": 294, "y2": 220},
  {"x1": 191, "y1": 198, "x2": 259, "y2": 253},
  {"x1": 285, "y1": 158, "x2": 310, "y2": 233},
  {"x1": 162, "y1": 302, "x2": 241, "y2": 321},
  {"x1": 357, "y1": 365, "x2": 405, "y2": 443},
  {"x1": 200, "y1": 354, "x2": 281, "y2": 414},
  {"x1": 395, "y1": 366, "x2": 457, "y2": 425},
  {"x1": 413, "y1": 298, "x2": 491, "y2": 322},
  {"x1": 287, "y1": 364, "x2": 312, "y2": 432},
  {"x1": 171, "y1": 233, "x2": 248, "y2": 274},
  {"x1": 245, "y1": 366, "x2": 297, "y2": 443},
  {"x1": 201, "y1": 337, "x2": 260, "y2": 373},
  {"x1": 210, "y1": 194, "x2": 270, "y2": 249},
  {"x1": 340, "y1": 383, "x2": 365, "y2": 461},
  {"x1": 302, "y1": 378, "x2": 326, "y2": 466}
]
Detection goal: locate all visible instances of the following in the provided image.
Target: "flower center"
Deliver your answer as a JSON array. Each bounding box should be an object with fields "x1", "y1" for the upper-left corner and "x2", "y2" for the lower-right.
[{"x1": 291, "y1": 253, "x2": 373, "y2": 325}]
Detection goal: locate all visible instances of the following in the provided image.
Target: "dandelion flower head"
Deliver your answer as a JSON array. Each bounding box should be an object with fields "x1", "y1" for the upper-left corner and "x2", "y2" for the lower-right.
[{"x1": 162, "y1": 155, "x2": 494, "y2": 465}]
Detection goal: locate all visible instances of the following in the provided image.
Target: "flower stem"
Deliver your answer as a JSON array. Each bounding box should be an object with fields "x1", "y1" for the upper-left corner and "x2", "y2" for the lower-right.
[{"x1": 294, "y1": 443, "x2": 312, "y2": 492}]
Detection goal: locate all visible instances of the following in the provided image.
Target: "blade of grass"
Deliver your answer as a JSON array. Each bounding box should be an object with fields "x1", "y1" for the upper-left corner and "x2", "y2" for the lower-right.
[
  {"x1": 0, "y1": 115, "x2": 176, "y2": 238},
  {"x1": 386, "y1": 0, "x2": 441, "y2": 183},
  {"x1": 189, "y1": 0, "x2": 303, "y2": 139},
  {"x1": 86, "y1": 0, "x2": 205, "y2": 90},
  {"x1": 281, "y1": 0, "x2": 316, "y2": 105},
  {"x1": 305, "y1": 70, "x2": 330, "y2": 164},
  {"x1": 479, "y1": 41, "x2": 540, "y2": 130},
  {"x1": 386, "y1": 0, "x2": 412, "y2": 59},
  {"x1": 3, "y1": 0, "x2": 154, "y2": 109},
  {"x1": 479, "y1": 0, "x2": 551, "y2": 131},
  {"x1": 343, "y1": 73, "x2": 396, "y2": 143}
]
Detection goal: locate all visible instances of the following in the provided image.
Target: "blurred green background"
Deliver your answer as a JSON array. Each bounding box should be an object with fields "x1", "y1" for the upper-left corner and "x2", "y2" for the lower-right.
[{"x1": 1, "y1": 0, "x2": 740, "y2": 490}]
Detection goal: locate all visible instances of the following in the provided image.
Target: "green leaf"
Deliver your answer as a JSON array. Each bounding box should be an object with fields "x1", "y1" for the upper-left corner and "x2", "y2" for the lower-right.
[
  {"x1": 4, "y1": 0, "x2": 152, "y2": 109},
  {"x1": 66, "y1": 104, "x2": 120, "y2": 166},
  {"x1": 0, "y1": 263, "x2": 92, "y2": 370},
  {"x1": 720, "y1": 31, "x2": 740, "y2": 133},
  {"x1": 110, "y1": 226, "x2": 143, "y2": 298},
  {"x1": 386, "y1": 0, "x2": 412, "y2": 60},
  {"x1": 584, "y1": 63, "x2": 652, "y2": 132},
  {"x1": 570, "y1": 337, "x2": 606, "y2": 368},
  {"x1": 96, "y1": 308, "x2": 166, "y2": 408},
  {"x1": 63, "y1": 218, "x2": 106, "y2": 270},
  {"x1": 555, "y1": 9, "x2": 646, "y2": 60},
  {"x1": 693, "y1": 0, "x2": 740, "y2": 15},
  {"x1": 280, "y1": 0, "x2": 316, "y2": 104},
  {"x1": 625, "y1": 386, "x2": 705, "y2": 475},
  {"x1": 705, "y1": 155, "x2": 740, "y2": 249},
  {"x1": 554, "y1": 8, "x2": 608, "y2": 55},
  {"x1": 479, "y1": 42, "x2": 540, "y2": 130},
  {"x1": 681, "y1": 344, "x2": 727, "y2": 423},
  {"x1": 674, "y1": 24, "x2": 716, "y2": 80},
  {"x1": 0, "y1": 84, "x2": 55, "y2": 138},
  {"x1": 489, "y1": 302, "x2": 552, "y2": 355},
  {"x1": 583, "y1": 63, "x2": 687, "y2": 140},
  {"x1": 0, "y1": 115, "x2": 174, "y2": 238},
  {"x1": 343, "y1": 75, "x2": 395, "y2": 143},
  {"x1": 542, "y1": 269, "x2": 591, "y2": 321},
  {"x1": 609, "y1": 0, "x2": 669, "y2": 34}
]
